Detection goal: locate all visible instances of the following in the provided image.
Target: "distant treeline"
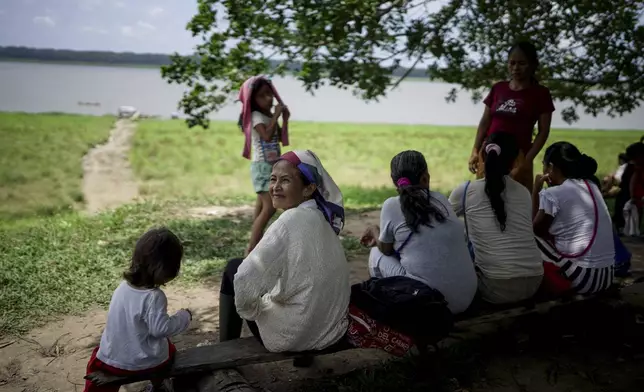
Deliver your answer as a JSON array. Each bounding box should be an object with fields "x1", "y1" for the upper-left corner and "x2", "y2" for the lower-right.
[{"x1": 0, "y1": 46, "x2": 429, "y2": 78}]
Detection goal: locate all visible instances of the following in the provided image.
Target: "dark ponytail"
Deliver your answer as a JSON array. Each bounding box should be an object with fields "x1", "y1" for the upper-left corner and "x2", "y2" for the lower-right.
[
  {"x1": 483, "y1": 132, "x2": 519, "y2": 231},
  {"x1": 509, "y1": 41, "x2": 540, "y2": 83},
  {"x1": 544, "y1": 142, "x2": 599, "y2": 185},
  {"x1": 391, "y1": 151, "x2": 446, "y2": 232}
]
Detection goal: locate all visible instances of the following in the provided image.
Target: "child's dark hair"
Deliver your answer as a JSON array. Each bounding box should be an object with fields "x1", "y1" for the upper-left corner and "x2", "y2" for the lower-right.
[
  {"x1": 483, "y1": 132, "x2": 519, "y2": 231},
  {"x1": 238, "y1": 78, "x2": 272, "y2": 132},
  {"x1": 124, "y1": 227, "x2": 184, "y2": 289},
  {"x1": 390, "y1": 150, "x2": 446, "y2": 232},
  {"x1": 544, "y1": 142, "x2": 599, "y2": 185},
  {"x1": 509, "y1": 41, "x2": 539, "y2": 82}
]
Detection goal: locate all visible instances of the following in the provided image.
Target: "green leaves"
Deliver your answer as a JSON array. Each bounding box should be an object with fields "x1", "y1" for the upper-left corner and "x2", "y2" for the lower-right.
[{"x1": 162, "y1": 0, "x2": 644, "y2": 127}]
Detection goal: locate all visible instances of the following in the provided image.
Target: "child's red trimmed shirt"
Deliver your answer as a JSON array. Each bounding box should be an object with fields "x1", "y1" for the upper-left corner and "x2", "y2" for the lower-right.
[{"x1": 483, "y1": 81, "x2": 555, "y2": 153}]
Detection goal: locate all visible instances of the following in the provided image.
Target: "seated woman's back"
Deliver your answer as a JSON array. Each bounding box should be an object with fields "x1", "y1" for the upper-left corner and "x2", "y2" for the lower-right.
[
  {"x1": 534, "y1": 141, "x2": 615, "y2": 296},
  {"x1": 450, "y1": 177, "x2": 541, "y2": 278},
  {"x1": 539, "y1": 178, "x2": 614, "y2": 267},
  {"x1": 380, "y1": 191, "x2": 477, "y2": 313}
]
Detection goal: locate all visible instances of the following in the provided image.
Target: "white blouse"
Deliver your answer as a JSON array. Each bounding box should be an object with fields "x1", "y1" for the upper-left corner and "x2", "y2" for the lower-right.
[
  {"x1": 234, "y1": 200, "x2": 350, "y2": 352},
  {"x1": 539, "y1": 179, "x2": 614, "y2": 268}
]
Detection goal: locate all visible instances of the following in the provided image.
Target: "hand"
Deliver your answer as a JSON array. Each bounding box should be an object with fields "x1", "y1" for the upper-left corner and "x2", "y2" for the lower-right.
[
  {"x1": 468, "y1": 152, "x2": 479, "y2": 174},
  {"x1": 183, "y1": 308, "x2": 193, "y2": 321},
  {"x1": 534, "y1": 173, "x2": 550, "y2": 192},
  {"x1": 360, "y1": 225, "x2": 379, "y2": 247},
  {"x1": 282, "y1": 106, "x2": 290, "y2": 121},
  {"x1": 510, "y1": 166, "x2": 520, "y2": 179},
  {"x1": 274, "y1": 103, "x2": 284, "y2": 117}
]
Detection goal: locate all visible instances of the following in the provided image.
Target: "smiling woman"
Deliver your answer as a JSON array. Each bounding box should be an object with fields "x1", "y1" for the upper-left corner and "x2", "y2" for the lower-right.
[{"x1": 218, "y1": 150, "x2": 350, "y2": 354}]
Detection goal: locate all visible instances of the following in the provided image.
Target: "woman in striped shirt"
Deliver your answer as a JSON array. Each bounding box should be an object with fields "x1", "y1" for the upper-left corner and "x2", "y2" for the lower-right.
[{"x1": 532, "y1": 142, "x2": 615, "y2": 296}]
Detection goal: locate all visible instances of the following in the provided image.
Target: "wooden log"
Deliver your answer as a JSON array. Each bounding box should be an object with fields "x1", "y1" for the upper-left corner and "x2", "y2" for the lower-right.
[
  {"x1": 195, "y1": 369, "x2": 257, "y2": 392},
  {"x1": 87, "y1": 283, "x2": 644, "y2": 388},
  {"x1": 85, "y1": 337, "x2": 344, "y2": 387}
]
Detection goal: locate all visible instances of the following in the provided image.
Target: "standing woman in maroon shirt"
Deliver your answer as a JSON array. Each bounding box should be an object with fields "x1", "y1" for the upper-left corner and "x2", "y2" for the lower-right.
[{"x1": 468, "y1": 42, "x2": 555, "y2": 191}]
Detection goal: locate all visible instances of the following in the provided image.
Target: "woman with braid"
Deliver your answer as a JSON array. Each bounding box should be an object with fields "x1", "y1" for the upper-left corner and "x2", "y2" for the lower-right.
[
  {"x1": 450, "y1": 132, "x2": 543, "y2": 305},
  {"x1": 360, "y1": 151, "x2": 477, "y2": 314}
]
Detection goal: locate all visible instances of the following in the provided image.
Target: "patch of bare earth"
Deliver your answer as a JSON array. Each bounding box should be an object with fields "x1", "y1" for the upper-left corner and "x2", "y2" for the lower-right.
[
  {"x1": 185, "y1": 205, "x2": 256, "y2": 220},
  {"x1": 82, "y1": 119, "x2": 139, "y2": 214}
]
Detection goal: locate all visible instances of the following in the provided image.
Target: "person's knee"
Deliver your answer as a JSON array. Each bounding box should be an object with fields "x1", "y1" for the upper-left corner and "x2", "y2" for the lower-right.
[
  {"x1": 368, "y1": 247, "x2": 383, "y2": 276},
  {"x1": 221, "y1": 258, "x2": 244, "y2": 295},
  {"x1": 224, "y1": 258, "x2": 243, "y2": 277},
  {"x1": 369, "y1": 247, "x2": 383, "y2": 260}
]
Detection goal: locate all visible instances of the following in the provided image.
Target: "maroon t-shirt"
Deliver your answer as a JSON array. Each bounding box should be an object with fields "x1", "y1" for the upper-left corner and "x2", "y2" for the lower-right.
[{"x1": 483, "y1": 81, "x2": 555, "y2": 153}]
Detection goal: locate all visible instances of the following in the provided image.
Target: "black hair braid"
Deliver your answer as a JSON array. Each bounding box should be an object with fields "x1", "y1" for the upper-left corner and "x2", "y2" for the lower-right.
[
  {"x1": 482, "y1": 132, "x2": 519, "y2": 231},
  {"x1": 391, "y1": 151, "x2": 446, "y2": 232}
]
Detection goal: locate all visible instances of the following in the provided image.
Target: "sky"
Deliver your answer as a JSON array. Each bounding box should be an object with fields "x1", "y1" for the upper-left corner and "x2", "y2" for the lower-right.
[
  {"x1": 0, "y1": 0, "x2": 200, "y2": 54},
  {"x1": 0, "y1": 0, "x2": 448, "y2": 59},
  {"x1": 0, "y1": 0, "x2": 640, "y2": 57}
]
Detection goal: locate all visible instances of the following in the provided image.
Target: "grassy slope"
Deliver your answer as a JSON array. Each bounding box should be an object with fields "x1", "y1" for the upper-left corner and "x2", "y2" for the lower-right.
[
  {"x1": 131, "y1": 119, "x2": 642, "y2": 203},
  {"x1": 0, "y1": 113, "x2": 114, "y2": 219}
]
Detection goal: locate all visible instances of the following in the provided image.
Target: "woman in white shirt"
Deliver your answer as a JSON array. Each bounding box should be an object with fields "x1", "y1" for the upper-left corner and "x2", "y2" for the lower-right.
[
  {"x1": 360, "y1": 150, "x2": 477, "y2": 314},
  {"x1": 218, "y1": 150, "x2": 350, "y2": 353},
  {"x1": 449, "y1": 132, "x2": 543, "y2": 304},
  {"x1": 533, "y1": 142, "x2": 615, "y2": 296}
]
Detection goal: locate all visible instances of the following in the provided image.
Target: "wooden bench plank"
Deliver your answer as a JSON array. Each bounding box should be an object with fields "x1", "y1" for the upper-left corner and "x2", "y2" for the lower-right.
[
  {"x1": 85, "y1": 337, "x2": 347, "y2": 387},
  {"x1": 86, "y1": 283, "x2": 639, "y2": 388}
]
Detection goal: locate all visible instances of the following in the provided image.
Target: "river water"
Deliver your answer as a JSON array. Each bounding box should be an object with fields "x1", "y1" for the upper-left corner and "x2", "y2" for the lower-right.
[{"x1": 0, "y1": 61, "x2": 642, "y2": 129}]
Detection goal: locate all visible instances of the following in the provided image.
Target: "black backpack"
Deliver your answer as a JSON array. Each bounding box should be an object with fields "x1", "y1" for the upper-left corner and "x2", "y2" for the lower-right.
[{"x1": 350, "y1": 276, "x2": 454, "y2": 346}]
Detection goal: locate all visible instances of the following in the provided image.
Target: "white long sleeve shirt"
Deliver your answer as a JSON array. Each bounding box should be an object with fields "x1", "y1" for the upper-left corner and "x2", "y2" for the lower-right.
[
  {"x1": 97, "y1": 282, "x2": 191, "y2": 371},
  {"x1": 234, "y1": 200, "x2": 350, "y2": 352}
]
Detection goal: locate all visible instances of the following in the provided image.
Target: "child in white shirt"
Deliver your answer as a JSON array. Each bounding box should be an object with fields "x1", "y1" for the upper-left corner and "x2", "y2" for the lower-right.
[{"x1": 84, "y1": 227, "x2": 192, "y2": 392}]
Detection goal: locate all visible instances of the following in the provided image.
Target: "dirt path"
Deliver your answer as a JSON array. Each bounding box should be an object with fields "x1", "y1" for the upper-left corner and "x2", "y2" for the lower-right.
[{"x1": 82, "y1": 119, "x2": 139, "y2": 214}]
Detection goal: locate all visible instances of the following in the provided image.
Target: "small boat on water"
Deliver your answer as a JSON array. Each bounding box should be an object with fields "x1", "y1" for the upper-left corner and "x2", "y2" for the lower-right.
[{"x1": 118, "y1": 106, "x2": 140, "y2": 119}]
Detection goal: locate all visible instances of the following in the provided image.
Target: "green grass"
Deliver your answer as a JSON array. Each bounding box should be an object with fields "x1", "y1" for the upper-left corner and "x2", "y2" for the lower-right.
[
  {"x1": 0, "y1": 201, "x2": 253, "y2": 337},
  {"x1": 0, "y1": 112, "x2": 115, "y2": 219},
  {"x1": 131, "y1": 119, "x2": 642, "y2": 204}
]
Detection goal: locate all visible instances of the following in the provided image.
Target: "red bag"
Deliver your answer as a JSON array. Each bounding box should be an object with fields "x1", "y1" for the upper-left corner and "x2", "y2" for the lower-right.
[{"x1": 346, "y1": 304, "x2": 414, "y2": 357}]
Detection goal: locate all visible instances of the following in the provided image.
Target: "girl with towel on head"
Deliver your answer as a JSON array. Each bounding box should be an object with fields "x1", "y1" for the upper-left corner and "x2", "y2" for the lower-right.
[{"x1": 238, "y1": 76, "x2": 291, "y2": 255}]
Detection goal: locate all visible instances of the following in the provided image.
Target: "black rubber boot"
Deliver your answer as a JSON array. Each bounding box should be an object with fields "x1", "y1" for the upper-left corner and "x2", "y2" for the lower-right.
[{"x1": 219, "y1": 293, "x2": 243, "y2": 342}]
